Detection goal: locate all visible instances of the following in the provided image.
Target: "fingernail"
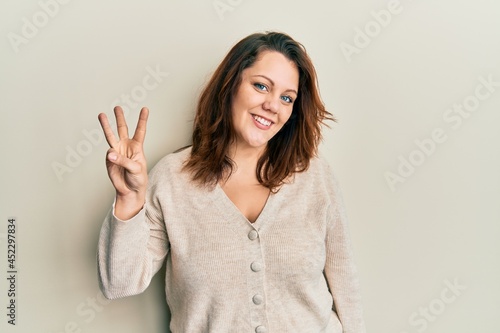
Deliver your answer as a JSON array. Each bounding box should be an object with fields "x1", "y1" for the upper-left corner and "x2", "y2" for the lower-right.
[{"x1": 108, "y1": 153, "x2": 117, "y2": 161}]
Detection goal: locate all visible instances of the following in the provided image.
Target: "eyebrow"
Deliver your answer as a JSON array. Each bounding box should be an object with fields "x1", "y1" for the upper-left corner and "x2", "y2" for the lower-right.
[{"x1": 252, "y1": 75, "x2": 298, "y2": 95}]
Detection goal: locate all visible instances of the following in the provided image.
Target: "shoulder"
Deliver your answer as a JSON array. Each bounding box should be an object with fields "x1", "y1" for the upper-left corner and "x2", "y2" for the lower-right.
[
  {"x1": 290, "y1": 154, "x2": 343, "y2": 202},
  {"x1": 295, "y1": 154, "x2": 336, "y2": 186},
  {"x1": 309, "y1": 154, "x2": 334, "y2": 177},
  {"x1": 148, "y1": 146, "x2": 192, "y2": 185}
]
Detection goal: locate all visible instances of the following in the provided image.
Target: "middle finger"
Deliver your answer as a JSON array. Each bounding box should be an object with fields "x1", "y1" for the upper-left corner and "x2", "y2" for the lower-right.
[{"x1": 114, "y1": 106, "x2": 129, "y2": 140}]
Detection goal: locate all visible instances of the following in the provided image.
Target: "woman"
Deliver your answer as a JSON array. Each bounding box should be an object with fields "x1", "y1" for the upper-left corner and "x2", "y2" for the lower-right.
[{"x1": 97, "y1": 31, "x2": 366, "y2": 332}]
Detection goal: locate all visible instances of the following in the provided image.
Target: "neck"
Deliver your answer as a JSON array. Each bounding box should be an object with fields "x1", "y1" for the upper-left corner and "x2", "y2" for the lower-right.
[
  {"x1": 228, "y1": 144, "x2": 264, "y2": 166},
  {"x1": 226, "y1": 143, "x2": 267, "y2": 182}
]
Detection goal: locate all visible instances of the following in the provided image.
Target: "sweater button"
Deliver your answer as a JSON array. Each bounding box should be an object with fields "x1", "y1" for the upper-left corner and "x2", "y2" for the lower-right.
[
  {"x1": 252, "y1": 294, "x2": 263, "y2": 305},
  {"x1": 250, "y1": 262, "x2": 262, "y2": 272},
  {"x1": 255, "y1": 325, "x2": 267, "y2": 333},
  {"x1": 248, "y1": 230, "x2": 258, "y2": 240}
]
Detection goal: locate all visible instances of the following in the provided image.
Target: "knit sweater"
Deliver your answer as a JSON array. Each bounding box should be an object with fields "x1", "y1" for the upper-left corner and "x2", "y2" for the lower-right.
[{"x1": 97, "y1": 147, "x2": 366, "y2": 333}]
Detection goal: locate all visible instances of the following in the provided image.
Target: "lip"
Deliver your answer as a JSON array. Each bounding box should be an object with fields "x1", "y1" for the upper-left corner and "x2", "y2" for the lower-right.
[{"x1": 250, "y1": 113, "x2": 274, "y2": 130}]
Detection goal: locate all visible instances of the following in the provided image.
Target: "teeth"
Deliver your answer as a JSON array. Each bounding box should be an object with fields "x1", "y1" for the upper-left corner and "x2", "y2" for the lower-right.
[{"x1": 253, "y1": 115, "x2": 271, "y2": 126}]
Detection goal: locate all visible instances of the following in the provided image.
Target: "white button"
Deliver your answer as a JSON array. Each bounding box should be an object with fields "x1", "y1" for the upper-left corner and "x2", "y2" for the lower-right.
[
  {"x1": 252, "y1": 294, "x2": 263, "y2": 305},
  {"x1": 248, "y1": 230, "x2": 258, "y2": 240},
  {"x1": 255, "y1": 325, "x2": 267, "y2": 333},
  {"x1": 250, "y1": 262, "x2": 262, "y2": 272}
]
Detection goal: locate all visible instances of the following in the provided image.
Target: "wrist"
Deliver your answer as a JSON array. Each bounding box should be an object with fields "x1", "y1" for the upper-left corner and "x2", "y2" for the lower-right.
[{"x1": 114, "y1": 192, "x2": 145, "y2": 221}]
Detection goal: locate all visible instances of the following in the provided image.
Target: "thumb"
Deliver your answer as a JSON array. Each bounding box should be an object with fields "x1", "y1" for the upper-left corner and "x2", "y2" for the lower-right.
[{"x1": 106, "y1": 149, "x2": 142, "y2": 174}]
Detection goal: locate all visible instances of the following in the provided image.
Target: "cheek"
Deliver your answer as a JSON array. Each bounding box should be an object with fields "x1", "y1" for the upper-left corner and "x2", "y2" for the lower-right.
[
  {"x1": 231, "y1": 107, "x2": 245, "y2": 129},
  {"x1": 232, "y1": 88, "x2": 253, "y2": 117},
  {"x1": 278, "y1": 108, "x2": 294, "y2": 125},
  {"x1": 231, "y1": 94, "x2": 247, "y2": 122}
]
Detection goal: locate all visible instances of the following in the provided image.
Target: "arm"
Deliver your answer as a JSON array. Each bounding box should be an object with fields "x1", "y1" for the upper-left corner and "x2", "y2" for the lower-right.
[
  {"x1": 96, "y1": 106, "x2": 169, "y2": 299},
  {"x1": 324, "y1": 169, "x2": 367, "y2": 333},
  {"x1": 97, "y1": 192, "x2": 169, "y2": 299}
]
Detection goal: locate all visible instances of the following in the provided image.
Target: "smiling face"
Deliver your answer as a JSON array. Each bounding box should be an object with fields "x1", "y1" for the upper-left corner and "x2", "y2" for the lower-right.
[{"x1": 230, "y1": 50, "x2": 299, "y2": 153}]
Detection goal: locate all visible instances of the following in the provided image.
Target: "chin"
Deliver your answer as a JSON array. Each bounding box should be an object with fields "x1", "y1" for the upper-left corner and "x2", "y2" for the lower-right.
[{"x1": 243, "y1": 137, "x2": 269, "y2": 150}]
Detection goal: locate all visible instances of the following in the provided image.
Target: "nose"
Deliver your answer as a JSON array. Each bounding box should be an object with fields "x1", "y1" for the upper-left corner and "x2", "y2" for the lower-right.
[{"x1": 262, "y1": 95, "x2": 280, "y2": 114}]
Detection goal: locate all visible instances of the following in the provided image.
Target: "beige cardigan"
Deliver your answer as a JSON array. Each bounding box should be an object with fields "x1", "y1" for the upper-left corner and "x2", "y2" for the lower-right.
[{"x1": 97, "y1": 147, "x2": 366, "y2": 333}]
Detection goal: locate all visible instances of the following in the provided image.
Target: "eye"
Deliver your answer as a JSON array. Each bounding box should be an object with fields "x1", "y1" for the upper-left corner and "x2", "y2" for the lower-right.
[
  {"x1": 281, "y1": 95, "x2": 293, "y2": 103},
  {"x1": 253, "y1": 83, "x2": 268, "y2": 91}
]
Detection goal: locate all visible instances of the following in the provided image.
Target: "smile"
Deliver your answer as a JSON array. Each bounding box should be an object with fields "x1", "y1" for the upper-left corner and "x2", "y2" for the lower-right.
[{"x1": 251, "y1": 114, "x2": 273, "y2": 127}]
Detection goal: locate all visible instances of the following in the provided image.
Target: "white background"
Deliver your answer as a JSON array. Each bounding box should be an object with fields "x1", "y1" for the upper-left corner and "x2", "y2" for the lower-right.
[{"x1": 1, "y1": 0, "x2": 499, "y2": 332}]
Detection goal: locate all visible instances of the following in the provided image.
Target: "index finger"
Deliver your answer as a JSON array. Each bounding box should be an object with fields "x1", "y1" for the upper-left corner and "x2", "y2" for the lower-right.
[
  {"x1": 132, "y1": 107, "x2": 149, "y2": 143},
  {"x1": 98, "y1": 112, "x2": 119, "y2": 148}
]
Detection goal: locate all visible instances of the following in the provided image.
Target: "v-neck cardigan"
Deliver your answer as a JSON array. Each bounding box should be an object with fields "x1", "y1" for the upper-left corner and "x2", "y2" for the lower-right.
[{"x1": 97, "y1": 147, "x2": 366, "y2": 333}]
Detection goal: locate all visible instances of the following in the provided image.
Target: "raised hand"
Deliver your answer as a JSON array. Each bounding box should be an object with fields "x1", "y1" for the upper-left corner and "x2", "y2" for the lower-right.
[{"x1": 98, "y1": 106, "x2": 149, "y2": 220}]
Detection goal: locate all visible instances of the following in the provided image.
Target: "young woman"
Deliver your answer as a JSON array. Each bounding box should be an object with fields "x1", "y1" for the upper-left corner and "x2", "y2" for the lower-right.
[{"x1": 97, "y1": 31, "x2": 366, "y2": 333}]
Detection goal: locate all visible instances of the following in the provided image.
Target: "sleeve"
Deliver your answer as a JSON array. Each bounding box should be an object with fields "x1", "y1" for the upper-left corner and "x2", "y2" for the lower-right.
[
  {"x1": 323, "y1": 165, "x2": 367, "y2": 333},
  {"x1": 96, "y1": 163, "x2": 170, "y2": 300}
]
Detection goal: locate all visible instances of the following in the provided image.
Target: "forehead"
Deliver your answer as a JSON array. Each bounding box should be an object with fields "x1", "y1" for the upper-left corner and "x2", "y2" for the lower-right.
[{"x1": 244, "y1": 50, "x2": 299, "y2": 90}]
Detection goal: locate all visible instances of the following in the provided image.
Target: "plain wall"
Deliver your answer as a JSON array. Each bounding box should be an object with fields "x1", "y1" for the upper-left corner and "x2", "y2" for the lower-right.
[{"x1": 1, "y1": 0, "x2": 499, "y2": 332}]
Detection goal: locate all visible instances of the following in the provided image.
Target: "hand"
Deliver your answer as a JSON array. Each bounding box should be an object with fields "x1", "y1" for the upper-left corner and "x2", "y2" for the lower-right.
[{"x1": 98, "y1": 106, "x2": 149, "y2": 219}]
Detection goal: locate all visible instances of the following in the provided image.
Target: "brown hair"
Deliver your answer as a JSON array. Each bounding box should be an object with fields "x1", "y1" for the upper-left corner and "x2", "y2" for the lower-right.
[{"x1": 183, "y1": 31, "x2": 334, "y2": 191}]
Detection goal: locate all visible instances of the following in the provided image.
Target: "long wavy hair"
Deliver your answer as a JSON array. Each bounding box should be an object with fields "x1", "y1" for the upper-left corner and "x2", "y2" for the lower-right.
[{"x1": 183, "y1": 31, "x2": 334, "y2": 191}]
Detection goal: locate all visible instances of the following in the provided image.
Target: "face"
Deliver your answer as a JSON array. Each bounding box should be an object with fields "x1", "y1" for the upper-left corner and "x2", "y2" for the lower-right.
[{"x1": 230, "y1": 50, "x2": 299, "y2": 152}]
